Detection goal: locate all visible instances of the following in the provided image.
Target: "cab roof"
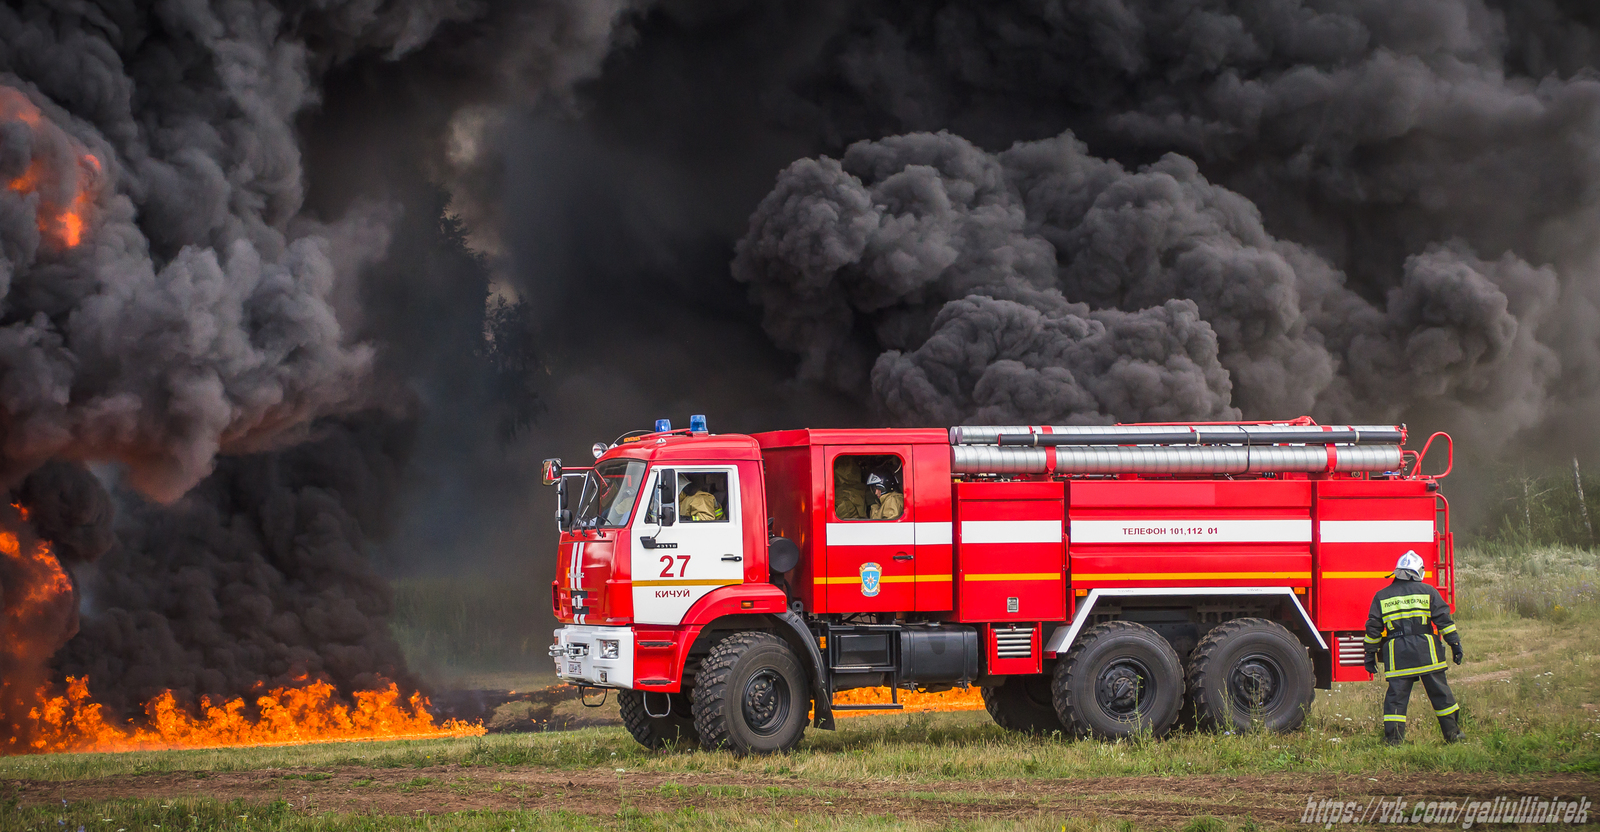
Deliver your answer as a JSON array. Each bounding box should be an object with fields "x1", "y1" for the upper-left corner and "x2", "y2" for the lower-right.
[{"x1": 601, "y1": 432, "x2": 763, "y2": 463}]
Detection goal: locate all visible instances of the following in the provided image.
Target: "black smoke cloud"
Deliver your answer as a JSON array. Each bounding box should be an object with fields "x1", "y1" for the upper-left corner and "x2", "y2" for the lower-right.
[
  {"x1": 724, "y1": 0, "x2": 1595, "y2": 441},
  {"x1": 0, "y1": 0, "x2": 640, "y2": 735},
  {"x1": 732, "y1": 128, "x2": 1561, "y2": 430}
]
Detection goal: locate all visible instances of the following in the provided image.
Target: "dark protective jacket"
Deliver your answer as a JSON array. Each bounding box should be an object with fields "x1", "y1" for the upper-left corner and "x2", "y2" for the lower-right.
[{"x1": 1364, "y1": 578, "x2": 1461, "y2": 678}]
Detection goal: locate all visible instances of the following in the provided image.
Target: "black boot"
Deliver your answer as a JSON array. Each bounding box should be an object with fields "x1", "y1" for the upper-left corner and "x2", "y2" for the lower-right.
[
  {"x1": 1439, "y1": 715, "x2": 1464, "y2": 744},
  {"x1": 1384, "y1": 721, "x2": 1405, "y2": 746}
]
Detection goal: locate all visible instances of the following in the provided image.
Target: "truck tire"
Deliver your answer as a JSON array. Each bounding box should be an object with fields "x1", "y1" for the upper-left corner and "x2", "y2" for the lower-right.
[
  {"x1": 982, "y1": 676, "x2": 1065, "y2": 734},
  {"x1": 1052, "y1": 621, "x2": 1184, "y2": 740},
  {"x1": 692, "y1": 631, "x2": 809, "y2": 755},
  {"x1": 619, "y1": 690, "x2": 699, "y2": 750},
  {"x1": 1185, "y1": 617, "x2": 1314, "y2": 734}
]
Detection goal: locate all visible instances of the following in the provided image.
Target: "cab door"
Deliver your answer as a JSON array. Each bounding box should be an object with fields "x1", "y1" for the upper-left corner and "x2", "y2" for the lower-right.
[
  {"x1": 631, "y1": 466, "x2": 745, "y2": 625},
  {"x1": 823, "y1": 446, "x2": 915, "y2": 613}
]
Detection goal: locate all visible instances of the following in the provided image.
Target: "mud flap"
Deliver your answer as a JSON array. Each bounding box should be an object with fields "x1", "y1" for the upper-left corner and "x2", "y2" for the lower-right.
[{"x1": 775, "y1": 610, "x2": 835, "y2": 729}]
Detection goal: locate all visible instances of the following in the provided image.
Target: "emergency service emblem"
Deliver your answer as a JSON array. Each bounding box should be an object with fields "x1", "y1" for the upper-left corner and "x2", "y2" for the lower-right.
[{"x1": 859, "y1": 562, "x2": 882, "y2": 597}]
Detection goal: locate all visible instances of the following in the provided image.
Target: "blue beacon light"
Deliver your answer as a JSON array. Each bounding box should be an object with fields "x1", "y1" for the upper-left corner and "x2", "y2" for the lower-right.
[
  {"x1": 690, "y1": 414, "x2": 708, "y2": 433},
  {"x1": 655, "y1": 418, "x2": 672, "y2": 433}
]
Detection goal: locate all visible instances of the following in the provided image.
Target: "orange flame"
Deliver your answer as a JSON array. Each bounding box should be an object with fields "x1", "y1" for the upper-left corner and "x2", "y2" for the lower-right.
[
  {"x1": 9, "y1": 676, "x2": 484, "y2": 755},
  {"x1": 1, "y1": 493, "x2": 484, "y2": 756},
  {"x1": 1, "y1": 88, "x2": 98, "y2": 249},
  {"x1": 831, "y1": 685, "x2": 986, "y2": 717}
]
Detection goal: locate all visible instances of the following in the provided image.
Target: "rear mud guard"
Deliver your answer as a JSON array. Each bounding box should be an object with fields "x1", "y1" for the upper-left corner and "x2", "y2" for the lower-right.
[{"x1": 1045, "y1": 587, "x2": 1328, "y2": 656}]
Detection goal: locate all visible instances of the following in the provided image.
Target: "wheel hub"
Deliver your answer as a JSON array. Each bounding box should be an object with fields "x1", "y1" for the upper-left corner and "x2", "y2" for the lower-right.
[
  {"x1": 742, "y1": 668, "x2": 791, "y2": 736},
  {"x1": 1229, "y1": 653, "x2": 1285, "y2": 713},
  {"x1": 1095, "y1": 659, "x2": 1151, "y2": 718}
]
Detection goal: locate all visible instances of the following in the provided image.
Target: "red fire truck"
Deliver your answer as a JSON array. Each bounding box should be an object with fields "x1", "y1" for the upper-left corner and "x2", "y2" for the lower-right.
[{"x1": 546, "y1": 416, "x2": 1454, "y2": 754}]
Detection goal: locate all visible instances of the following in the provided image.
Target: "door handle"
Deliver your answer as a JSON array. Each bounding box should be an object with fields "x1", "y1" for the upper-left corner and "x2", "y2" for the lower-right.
[
  {"x1": 721, "y1": 554, "x2": 742, "y2": 562},
  {"x1": 893, "y1": 553, "x2": 913, "y2": 561}
]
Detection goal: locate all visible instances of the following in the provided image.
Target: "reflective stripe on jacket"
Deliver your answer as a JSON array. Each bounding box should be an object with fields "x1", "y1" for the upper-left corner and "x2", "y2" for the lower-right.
[{"x1": 1364, "y1": 578, "x2": 1461, "y2": 678}]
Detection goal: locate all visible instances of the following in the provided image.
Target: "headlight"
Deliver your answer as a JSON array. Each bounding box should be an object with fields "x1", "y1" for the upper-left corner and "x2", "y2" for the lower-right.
[{"x1": 599, "y1": 639, "x2": 619, "y2": 659}]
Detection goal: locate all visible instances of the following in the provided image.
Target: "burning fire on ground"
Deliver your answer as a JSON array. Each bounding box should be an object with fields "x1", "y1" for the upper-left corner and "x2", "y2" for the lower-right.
[
  {"x1": 0, "y1": 502, "x2": 482, "y2": 756},
  {"x1": 14, "y1": 677, "x2": 483, "y2": 755},
  {"x1": 832, "y1": 686, "x2": 986, "y2": 717}
]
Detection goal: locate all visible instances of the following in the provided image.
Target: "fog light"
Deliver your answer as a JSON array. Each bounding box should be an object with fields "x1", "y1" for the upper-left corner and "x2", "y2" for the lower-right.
[{"x1": 599, "y1": 639, "x2": 619, "y2": 659}]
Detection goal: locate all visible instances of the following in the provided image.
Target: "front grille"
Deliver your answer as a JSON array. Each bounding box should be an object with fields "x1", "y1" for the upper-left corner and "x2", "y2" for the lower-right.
[
  {"x1": 1336, "y1": 633, "x2": 1366, "y2": 667},
  {"x1": 995, "y1": 626, "x2": 1034, "y2": 659}
]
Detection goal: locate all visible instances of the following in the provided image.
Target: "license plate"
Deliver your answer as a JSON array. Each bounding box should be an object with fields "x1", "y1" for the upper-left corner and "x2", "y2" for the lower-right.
[{"x1": 568, "y1": 661, "x2": 582, "y2": 675}]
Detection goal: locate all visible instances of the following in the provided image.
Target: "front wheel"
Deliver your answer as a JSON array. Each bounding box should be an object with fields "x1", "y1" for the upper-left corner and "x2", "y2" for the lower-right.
[
  {"x1": 1185, "y1": 618, "x2": 1314, "y2": 734},
  {"x1": 692, "y1": 631, "x2": 809, "y2": 755},
  {"x1": 1053, "y1": 621, "x2": 1184, "y2": 740},
  {"x1": 619, "y1": 690, "x2": 699, "y2": 750}
]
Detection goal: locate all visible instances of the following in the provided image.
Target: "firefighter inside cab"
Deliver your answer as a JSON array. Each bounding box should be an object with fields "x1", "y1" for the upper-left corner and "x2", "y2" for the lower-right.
[
  {"x1": 679, "y1": 473, "x2": 724, "y2": 521},
  {"x1": 1364, "y1": 551, "x2": 1465, "y2": 745},
  {"x1": 867, "y1": 472, "x2": 903, "y2": 520}
]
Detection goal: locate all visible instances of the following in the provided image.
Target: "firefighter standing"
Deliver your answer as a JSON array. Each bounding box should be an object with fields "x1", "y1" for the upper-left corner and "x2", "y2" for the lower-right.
[
  {"x1": 867, "y1": 473, "x2": 904, "y2": 520},
  {"x1": 1364, "y1": 551, "x2": 1464, "y2": 745}
]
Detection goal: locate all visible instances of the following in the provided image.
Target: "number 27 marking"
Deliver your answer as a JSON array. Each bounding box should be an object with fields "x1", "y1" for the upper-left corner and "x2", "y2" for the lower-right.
[{"x1": 660, "y1": 554, "x2": 690, "y2": 578}]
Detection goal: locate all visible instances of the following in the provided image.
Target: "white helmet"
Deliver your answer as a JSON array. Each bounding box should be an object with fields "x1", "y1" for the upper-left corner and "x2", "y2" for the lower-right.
[
  {"x1": 866, "y1": 473, "x2": 886, "y2": 490},
  {"x1": 1394, "y1": 551, "x2": 1425, "y2": 581}
]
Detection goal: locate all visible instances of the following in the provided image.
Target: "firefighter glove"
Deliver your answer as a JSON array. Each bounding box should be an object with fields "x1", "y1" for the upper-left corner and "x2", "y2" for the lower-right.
[
  {"x1": 1364, "y1": 653, "x2": 1377, "y2": 673},
  {"x1": 1452, "y1": 644, "x2": 1463, "y2": 665}
]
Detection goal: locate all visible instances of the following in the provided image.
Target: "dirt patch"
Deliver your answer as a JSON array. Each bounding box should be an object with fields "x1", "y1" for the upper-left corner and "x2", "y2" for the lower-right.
[{"x1": 6, "y1": 768, "x2": 1595, "y2": 824}]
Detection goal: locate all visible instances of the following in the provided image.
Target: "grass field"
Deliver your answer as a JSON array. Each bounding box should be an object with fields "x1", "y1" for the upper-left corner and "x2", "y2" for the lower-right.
[{"x1": 3, "y1": 547, "x2": 1598, "y2": 831}]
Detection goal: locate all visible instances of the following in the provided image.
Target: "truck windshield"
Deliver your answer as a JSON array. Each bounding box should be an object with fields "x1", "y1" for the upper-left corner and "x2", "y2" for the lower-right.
[{"x1": 574, "y1": 459, "x2": 647, "y2": 528}]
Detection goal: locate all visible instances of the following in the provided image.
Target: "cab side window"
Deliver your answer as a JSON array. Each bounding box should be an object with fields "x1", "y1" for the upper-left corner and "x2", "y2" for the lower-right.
[
  {"x1": 677, "y1": 471, "x2": 729, "y2": 522},
  {"x1": 832, "y1": 454, "x2": 905, "y2": 521}
]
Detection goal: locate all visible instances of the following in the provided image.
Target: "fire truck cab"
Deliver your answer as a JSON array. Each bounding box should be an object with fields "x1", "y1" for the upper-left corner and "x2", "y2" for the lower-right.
[{"x1": 547, "y1": 417, "x2": 1454, "y2": 754}]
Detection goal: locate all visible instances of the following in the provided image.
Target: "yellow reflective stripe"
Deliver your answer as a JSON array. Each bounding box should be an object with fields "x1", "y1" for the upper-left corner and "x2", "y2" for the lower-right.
[
  {"x1": 1384, "y1": 715, "x2": 1408, "y2": 722},
  {"x1": 631, "y1": 578, "x2": 744, "y2": 587},
  {"x1": 1439, "y1": 623, "x2": 1457, "y2": 635},
  {"x1": 1386, "y1": 660, "x2": 1448, "y2": 677},
  {"x1": 1380, "y1": 593, "x2": 1434, "y2": 614},
  {"x1": 813, "y1": 574, "x2": 953, "y2": 585},
  {"x1": 1435, "y1": 704, "x2": 1460, "y2": 717},
  {"x1": 966, "y1": 572, "x2": 1059, "y2": 581},
  {"x1": 1072, "y1": 571, "x2": 1310, "y2": 581},
  {"x1": 1382, "y1": 610, "x2": 1430, "y2": 623},
  {"x1": 1322, "y1": 570, "x2": 1433, "y2": 579}
]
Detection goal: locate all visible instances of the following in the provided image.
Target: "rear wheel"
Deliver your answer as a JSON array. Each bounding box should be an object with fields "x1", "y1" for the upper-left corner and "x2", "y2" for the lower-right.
[
  {"x1": 1185, "y1": 618, "x2": 1314, "y2": 734},
  {"x1": 982, "y1": 675, "x2": 1065, "y2": 734},
  {"x1": 1053, "y1": 621, "x2": 1184, "y2": 740},
  {"x1": 692, "y1": 631, "x2": 809, "y2": 755},
  {"x1": 619, "y1": 690, "x2": 699, "y2": 750}
]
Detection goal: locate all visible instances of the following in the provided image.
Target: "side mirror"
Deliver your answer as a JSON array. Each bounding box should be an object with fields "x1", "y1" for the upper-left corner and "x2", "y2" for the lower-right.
[
  {"x1": 656, "y1": 468, "x2": 676, "y2": 526},
  {"x1": 768, "y1": 536, "x2": 801, "y2": 574},
  {"x1": 541, "y1": 458, "x2": 563, "y2": 485}
]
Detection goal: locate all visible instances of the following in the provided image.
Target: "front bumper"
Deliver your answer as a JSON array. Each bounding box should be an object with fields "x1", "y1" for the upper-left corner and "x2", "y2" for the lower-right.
[{"x1": 551, "y1": 625, "x2": 634, "y2": 689}]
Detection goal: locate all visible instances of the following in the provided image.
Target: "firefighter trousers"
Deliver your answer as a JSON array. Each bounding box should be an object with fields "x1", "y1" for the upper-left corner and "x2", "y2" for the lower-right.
[{"x1": 1383, "y1": 670, "x2": 1461, "y2": 742}]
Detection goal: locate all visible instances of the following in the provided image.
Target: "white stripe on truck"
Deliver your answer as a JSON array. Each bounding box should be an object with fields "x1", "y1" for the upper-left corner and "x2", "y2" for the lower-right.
[
  {"x1": 1070, "y1": 518, "x2": 1312, "y2": 543},
  {"x1": 960, "y1": 520, "x2": 1061, "y2": 544},
  {"x1": 1318, "y1": 520, "x2": 1434, "y2": 543}
]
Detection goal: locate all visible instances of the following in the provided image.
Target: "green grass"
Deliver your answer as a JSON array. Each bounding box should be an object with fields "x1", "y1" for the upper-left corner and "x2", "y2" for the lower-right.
[{"x1": 0, "y1": 797, "x2": 1145, "y2": 832}]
